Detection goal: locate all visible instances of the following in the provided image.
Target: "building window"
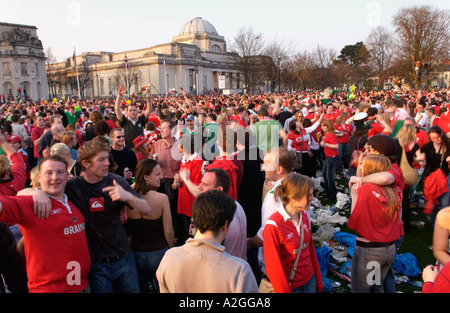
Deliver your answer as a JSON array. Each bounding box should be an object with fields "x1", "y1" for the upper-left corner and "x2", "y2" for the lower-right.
[
  {"x1": 212, "y1": 45, "x2": 222, "y2": 53},
  {"x1": 203, "y1": 75, "x2": 207, "y2": 92},
  {"x1": 100, "y1": 79, "x2": 104, "y2": 96},
  {"x1": 35, "y1": 63, "x2": 39, "y2": 76},
  {"x1": 3, "y1": 62, "x2": 11, "y2": 76},
  {"x1": 21, "y1": 62, "x2": 28, "y2": 75}
]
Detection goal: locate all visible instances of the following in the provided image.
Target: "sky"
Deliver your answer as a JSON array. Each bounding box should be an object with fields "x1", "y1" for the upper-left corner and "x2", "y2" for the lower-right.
[{"x1": 1, "y1": 0, "x2": 449, "y2": 62}]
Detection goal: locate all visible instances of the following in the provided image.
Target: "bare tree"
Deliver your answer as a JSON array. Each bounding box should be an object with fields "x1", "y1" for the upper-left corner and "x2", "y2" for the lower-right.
[
  {"x1": 366, "y1": 26, "x2": 395, "y2": 89},
  {"x1": 112, "y1": 65, "x2": 140, "y2": 95},
  {"x1": 45, "y1": 47, "x2": 58, "y2": 98},
  {"x1": 263, "y1": 37, "x2": 294, "y2": 92},
  {"x1": 312, "y1": 45, "x2": 338, "y2": 90},
  {"x1": 290, "y1": 50, "x2": 316, "y2": 91},
  {"x1": 392, "y1": 5, "x2": 450, "y2": 88},
  {"x1": 77, "y1": 61, "x2": 93, "y2": 99},
  {"x1": 229, "y1": 26, "x2": 265, "y2": 94},
  {"x1": 314, "y1": 45, "x2": 337, "y2": 69}
]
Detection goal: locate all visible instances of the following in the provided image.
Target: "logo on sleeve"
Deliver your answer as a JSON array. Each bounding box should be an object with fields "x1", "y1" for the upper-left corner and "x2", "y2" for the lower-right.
[{"x1": 89, "y1": 198, "x2": 105, "y2": 212}]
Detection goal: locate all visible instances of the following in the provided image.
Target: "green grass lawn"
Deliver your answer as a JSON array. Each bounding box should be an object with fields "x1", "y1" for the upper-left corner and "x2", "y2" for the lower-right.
[{"x1": 313, "y1": 169, "x2": 435, "y2": 293}]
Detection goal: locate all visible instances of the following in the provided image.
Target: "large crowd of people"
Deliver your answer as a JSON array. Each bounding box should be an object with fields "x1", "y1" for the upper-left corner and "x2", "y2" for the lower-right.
[{"x1": 0, "y1": 85, "x2": 450, "y2": 293}]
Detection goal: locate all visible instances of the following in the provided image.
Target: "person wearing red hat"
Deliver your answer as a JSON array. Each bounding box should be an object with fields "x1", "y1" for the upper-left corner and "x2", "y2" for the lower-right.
[{"x1": 132, "y1": 135, "x2": 150, "y2": 162}]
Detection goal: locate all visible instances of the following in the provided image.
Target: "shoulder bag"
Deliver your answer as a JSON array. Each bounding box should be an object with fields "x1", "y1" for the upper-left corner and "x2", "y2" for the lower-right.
[{"x1": 400, "y1": 145, "x2": 418, "y2": 186}]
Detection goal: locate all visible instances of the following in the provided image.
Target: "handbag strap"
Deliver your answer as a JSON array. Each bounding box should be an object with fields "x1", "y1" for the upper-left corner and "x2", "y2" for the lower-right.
[
  {"x1": 438, "y1": 145, "x2": 445, "y2": 168},
  {"x1": 289, "y1": 214, "x2": 304, "y2": 285}
]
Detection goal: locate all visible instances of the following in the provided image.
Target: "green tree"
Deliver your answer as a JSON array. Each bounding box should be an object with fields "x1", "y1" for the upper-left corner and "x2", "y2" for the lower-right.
[{"x1": 338, "y1": 42, "x2": 370, "y2": 86}]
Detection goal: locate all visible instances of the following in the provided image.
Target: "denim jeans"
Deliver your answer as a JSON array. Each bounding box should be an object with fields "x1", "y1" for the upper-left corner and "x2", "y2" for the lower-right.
[
  {"x1": 133, "y1": 247, "x2": 168, "y2": 293},
  {"x1": 382, "y1": 236, "x2": 403, "y2": 293},
  {"x1": 292, "y1": 274, "x2": 316, "y2": 293},
  {"x1": 89, "y1": 253, "x2": 140, "y2": 293},
  {"x1": 337, "y1": 143, "x2": 350, "y2": 170},
  {"x1": 351, "y1": 243, "x2": 396, "y2": 293},
  {"x1": 322, "y1": 156, "x2": 338, "y2": 200}
]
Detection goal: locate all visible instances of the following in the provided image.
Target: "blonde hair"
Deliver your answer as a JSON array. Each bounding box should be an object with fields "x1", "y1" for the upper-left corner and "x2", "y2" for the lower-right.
[
  {"x1": 361, "y1": 154, "x2": 398, "y2": 221},
  {"x1": 396, "y1": 124, "x2": 416, "y2": 148},
  {"x1": 274, "y1": 173, "x2": 314, "y2": 206},
  {"x1": 50, "y1": 143, "x2": 71, "y2": 159},
  {"x1": 30, "y1": 166, "x2": 40, "y2": 188},
  {"x1": 336, "y1": 112, "x2": 348, "y2": 125},
  {"x1": 217, "y1": 113, "x2": 229, "y2": 125}
]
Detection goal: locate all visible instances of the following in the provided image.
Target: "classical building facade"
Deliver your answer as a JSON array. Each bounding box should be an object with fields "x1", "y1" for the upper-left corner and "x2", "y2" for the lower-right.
[
  {"x1": 47, "y1": 17, "x2": 242, "y2": 99},
  {"x1": 0, "y1": 22, "x2": 48, "y2": 101}
]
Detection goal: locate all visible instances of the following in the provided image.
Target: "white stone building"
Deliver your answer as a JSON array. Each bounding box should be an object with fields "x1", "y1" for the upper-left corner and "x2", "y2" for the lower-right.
[
  {"x1": 0, "y1": 22, "x2": 48, "y2": 101},
  {"x1": 47, "y1": 17, "x2": 242, "y2": 98}
]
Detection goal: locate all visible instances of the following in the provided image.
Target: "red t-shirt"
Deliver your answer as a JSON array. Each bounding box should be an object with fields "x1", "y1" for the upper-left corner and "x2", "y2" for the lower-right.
[
  {"x1": 322, "y1": 133, "x2": 339, "y2": 157},
  {"x1": 288, "y1": 130, "x2": 309, "y2": 152},
  {"x1": 334, "y1": 123, "x2": 352, "y2": 144},
  {"x1": 0, "y1": 196, "x2": 91, "y2": 293},
  {"x1": 368, "y1": 122, "x2": 385, "y2": 138},
  {"x1": 31, "y1": 126, "x2": 47, "y2": 158},
  {"x1": 323, "y1": 109, "x2": 342, "y2": 123},
  {"x1": 0, "y1": 152, "x2": 26, "y2": 198},
  {"x1": 348, "y1": 183, "x2": 402, "y2": 243},
  {"x1": 178, "y1": 155, "x2": 204, "y2": 217},
  {"x1": 416, "y1": 128, "x2": 430, "y2": 148},
  {"x1": 207, "y1": 157, "x2": 239, "y2": 200}
]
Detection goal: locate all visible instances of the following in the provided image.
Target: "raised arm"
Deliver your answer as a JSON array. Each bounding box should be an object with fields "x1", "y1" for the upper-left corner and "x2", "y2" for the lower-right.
[
  {"x1": 179, "y1": 169, "x2": 201, "y2": 198},
  {"x1": 115, "y1": 84, "x2": 126, "y2": 122},
  {"x1": 143, "y1": 87, "x2": 153, "y2": 119}
]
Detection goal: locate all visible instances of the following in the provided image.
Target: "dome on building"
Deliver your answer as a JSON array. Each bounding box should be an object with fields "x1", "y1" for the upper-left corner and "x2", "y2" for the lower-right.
[{"x1": 179, "y1": 17, "x2": 218, "y2": 36}]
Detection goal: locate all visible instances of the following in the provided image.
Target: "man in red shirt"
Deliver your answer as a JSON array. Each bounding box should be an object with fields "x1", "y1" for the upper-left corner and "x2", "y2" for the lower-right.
[
  {"x1": 1, "y1": 155, "x2": 90, "y2": 293},
  {"x1": 323, "y1": 103, "x2": 342, "y2": 123}
]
